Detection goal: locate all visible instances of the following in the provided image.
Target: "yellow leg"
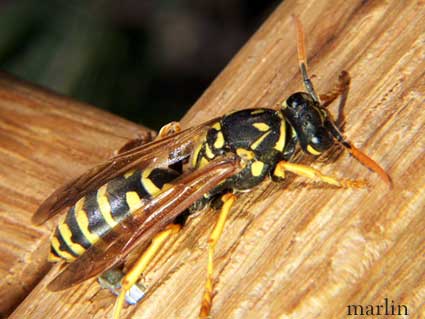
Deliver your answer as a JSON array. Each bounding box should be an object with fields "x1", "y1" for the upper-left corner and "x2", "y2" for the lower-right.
[
  {"x1": 199, "y1": 193, "x2": 236, "y2": 319},
  {"x1": 274, "y1": 161, "x2": 367, "y2": 188},
  {"x1": 113, "y1": 224, "x2": 181, "y2": 319}
]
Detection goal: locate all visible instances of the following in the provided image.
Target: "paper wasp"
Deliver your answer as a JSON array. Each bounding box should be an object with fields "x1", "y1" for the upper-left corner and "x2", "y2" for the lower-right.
[{"x1": 32, "y1": 16, "x2": 391, "y2": 319}]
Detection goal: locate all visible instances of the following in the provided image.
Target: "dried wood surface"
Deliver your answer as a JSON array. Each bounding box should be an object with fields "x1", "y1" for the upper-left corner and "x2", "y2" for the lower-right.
[
  {"x1": 3, "y1": 0, "x2": 425, "y2": 318},
  {"x1": 0, "y1": 74, "x2": 153, "y2": 317}
]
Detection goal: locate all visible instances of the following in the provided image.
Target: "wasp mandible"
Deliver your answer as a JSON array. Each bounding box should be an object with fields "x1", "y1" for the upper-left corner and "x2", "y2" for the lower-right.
[{"x1": 33, "y1": 16, "x2": 391, "y2": 319}]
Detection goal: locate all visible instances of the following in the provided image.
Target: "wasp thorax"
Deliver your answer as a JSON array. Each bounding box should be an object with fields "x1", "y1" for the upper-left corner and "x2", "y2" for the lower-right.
[{"x1": 283, "y1": 92, "x2": 333, "y2": 155}]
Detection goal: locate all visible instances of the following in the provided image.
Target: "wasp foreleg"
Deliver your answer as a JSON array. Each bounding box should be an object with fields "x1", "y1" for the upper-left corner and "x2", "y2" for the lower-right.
[
  {"x1": 274, "y1": 161, "x2": 368, "y2": 188},
  {"x1": 113, "y1": 224, "x2": 181, "y2": 319},
  {"x1": 199, "y1": 193, "x2": 236, "y2": 319},
  {"x1": 320, "y1": 71, "x2": 350, "y2": 109}
]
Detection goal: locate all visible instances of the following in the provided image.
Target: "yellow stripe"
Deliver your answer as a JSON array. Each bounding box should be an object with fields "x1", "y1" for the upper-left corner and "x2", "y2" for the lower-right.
[
  {"x1": 252, "y1": 122, "x2": 270, "y2": 132},
  {"x1": 48, "y1": 251, "x2": 62, "y2": 262},
  {"x1": 124, "y1": 169, "x2": 136, "y2": 179},
  {"x1": 274, "y1": 120, "x2": 286, "y2": 151},
  {"x1": 192, "y1": 142, "x2": 203, "y2": 168},
  {"x1": 76, "y1": 208, "x2": 99, "y2": 244},
  {"x1": 212, "y1": 122, "x2": 221, "y2": 130},
  {"x1": 51, "y1": 237, "x2": 76, "y2": 262},
  {"x1": 251, "y1": 161, "x2": 265, "y2": 177},
  {"x1": 277, "y1": 111, "x2": 284, "y2": 119},
  {"x1": 141, "y1": 169, "x2": 161, "y2": 195},
  {"x1": 214, "y1": 132, "x2": 225, "y2": 149},
  {"x1": 251, "y1": 109, "x2": 265, "y2": 115},
  {"x1": 205, "y1": 143, "x2": 214, "y2": 159},
  {"x1": 97, "y1": 185, "x2": 118, "y2": 228},
  {"x1": 75, "y1": 197, "x2": 84, "y2": 211},
  {"x1": 250, "y1": 131, "x2": 271, "y2": 150},
  {"x1": 126, "y1": 191, "x2": 142, "y2": 212},
  {"x1": 58, "y1": 223, "x2": 86, "y2": 256}
]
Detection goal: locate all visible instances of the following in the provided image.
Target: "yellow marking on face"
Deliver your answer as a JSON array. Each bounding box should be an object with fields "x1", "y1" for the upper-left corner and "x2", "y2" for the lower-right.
[
  {"x1": 251, "y1": 161, "x2": 265, "y2": 177},
  {"x1": 307, "y1": 144, "x2": 322, "y2": 155},
  {"x1": 281, "y1": 100, "x2": 288, "y2": 109},
  {"x1": 51, "y1": 237, "x2": 76, "y2": 262},
  {"x1": 126, "y1": 191, "x2": 142, "y2": 212},
  {"x1": 252, "y1": 122, "x2": 270, "y2": 132},
  {"x1": 124, "y1": 169, "x2": 136, "y2": 179},
  {"x1": 58, "y1": 223, "x2": 85, "y2": 256},
  {"x1": 191, "y1": 142, "x2": 203, "y2": 168},
  {"x1": 205, "y1": 143, "x2": 215, "y2": 159},
  {"x1": 274, "y1": 120, "x2": 286, "y2": 151},
  {"x1": 214, "y1": 131, "x2": 225, "y2": 149},
  {"x1": 212, "y1": 122, "x2": 221, "y2": 130},
  {"x1": 250, "y1": 131, "x2": 271, "y2": 150},
  {"x1": 251, "y1": 109, "x2": 265, "y2": 115},
  {"x1": 236, "y1": 148, "x2": 255, "y2": 161},
  {"x1": 142, "y1": 169, "x2": 161, "y2": 195},
  {"x1": 97, "y1": 185, "x2": 118, "y2": 228},
  {"x1": 76, "y1": 208, "x2": 99, "y2": 244}
]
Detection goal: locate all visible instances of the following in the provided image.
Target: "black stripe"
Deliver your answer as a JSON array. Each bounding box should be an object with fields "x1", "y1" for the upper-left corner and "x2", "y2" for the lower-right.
[
  {"x1": 148, "y1": 168, "x2": 180, "y2": 190},
  {"x1": 54, "y1": 228, "x2": 79, "y2": 257},
  {"x1": 106, "y1": 169, "x2": 173, "y2": 220},
  {"x1": 66, "y1": 206, "x2": 91, "y2": 249},
  {"x1": 49, "y1": 245, "x2": 61, "y2": 258},
  {"x1": 84, "y1": 192, "x2": 112, "y2": 238},
  {"x1": 106, "y1": 175, "x2": 134, "y2": 221}
]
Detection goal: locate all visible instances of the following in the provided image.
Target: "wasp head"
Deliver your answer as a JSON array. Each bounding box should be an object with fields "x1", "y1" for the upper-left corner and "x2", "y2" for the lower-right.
[{"x1": 282, "y1": 92, "x2": 334, "y2": 155}]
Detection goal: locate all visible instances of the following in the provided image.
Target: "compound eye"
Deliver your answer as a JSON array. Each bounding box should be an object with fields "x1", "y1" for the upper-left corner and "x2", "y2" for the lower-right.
[
  {"x1": 307, "y1": 129, "x2": 333, "y2": 155},
  {"x1": 285, "y1": 92, "x2": 311, "y2": 109}
]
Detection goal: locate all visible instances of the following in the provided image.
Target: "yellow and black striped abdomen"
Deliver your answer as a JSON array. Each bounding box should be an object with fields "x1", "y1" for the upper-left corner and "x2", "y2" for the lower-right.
[{"x1": 49, "y1": 168, "x2": 180, "y2": 262}]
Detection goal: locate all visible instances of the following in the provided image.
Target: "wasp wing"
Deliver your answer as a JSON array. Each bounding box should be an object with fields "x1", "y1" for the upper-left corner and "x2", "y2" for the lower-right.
[
  {"x1": 33, "y1": 119, "x2": 218, "y2": 225},
  {"x1": 47, "y1": 156, "x2": 239, "y2": 291}
]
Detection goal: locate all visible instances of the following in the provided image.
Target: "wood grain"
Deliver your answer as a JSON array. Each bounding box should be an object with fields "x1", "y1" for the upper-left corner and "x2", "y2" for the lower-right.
[
  {"x1": 0, "y1": 73, "x2": 153, "y2": 317},
  {"x1": 5, "y1": 0, "x2": 425, "y2": 318}
]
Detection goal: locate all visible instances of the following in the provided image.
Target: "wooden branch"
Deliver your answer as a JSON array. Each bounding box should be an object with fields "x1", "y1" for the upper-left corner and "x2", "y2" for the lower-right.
[{"x1": 4, "y1": 0, "x2": 425, "y2": 318}]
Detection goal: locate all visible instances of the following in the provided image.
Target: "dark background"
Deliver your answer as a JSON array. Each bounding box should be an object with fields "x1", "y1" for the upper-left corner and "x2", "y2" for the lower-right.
[{"x1": 0, "y1": 0, "x2": 280, "y2": 130}]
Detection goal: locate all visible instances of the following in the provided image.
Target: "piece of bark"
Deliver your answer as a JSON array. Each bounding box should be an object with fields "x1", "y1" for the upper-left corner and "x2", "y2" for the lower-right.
[{"x1": 6, "y1": 0, "x2": 425, "y2": 318}]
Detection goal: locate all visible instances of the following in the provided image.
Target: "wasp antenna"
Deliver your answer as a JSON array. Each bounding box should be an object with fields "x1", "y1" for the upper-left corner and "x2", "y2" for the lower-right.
[
  {"x1": 345, "y1": 143, "x2": 392, "y2": 187},
  {"x1": 292, "y1": 15, "x2": 320, "y2": 103},
  {"x1": 325, "y1": 119, "x2": 392, "y2": 187}
]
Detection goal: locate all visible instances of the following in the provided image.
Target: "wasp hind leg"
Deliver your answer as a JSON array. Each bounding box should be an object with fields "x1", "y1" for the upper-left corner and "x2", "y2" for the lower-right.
[
  {"x1": 112, "y1": 224, "x2": 181, "y2": 319},
  {"x1": 199, "y1": 193, "x2": 236, "y2": 319},
  {"x1": 157, "y1": 121, "x2": 181, "y2": 138},
  {"x1": 99, "y1": 268, "x2": 146, "y2": 305},
  {"x1": 274, "y1": 161, "x2": 368, "y2": 188}
]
